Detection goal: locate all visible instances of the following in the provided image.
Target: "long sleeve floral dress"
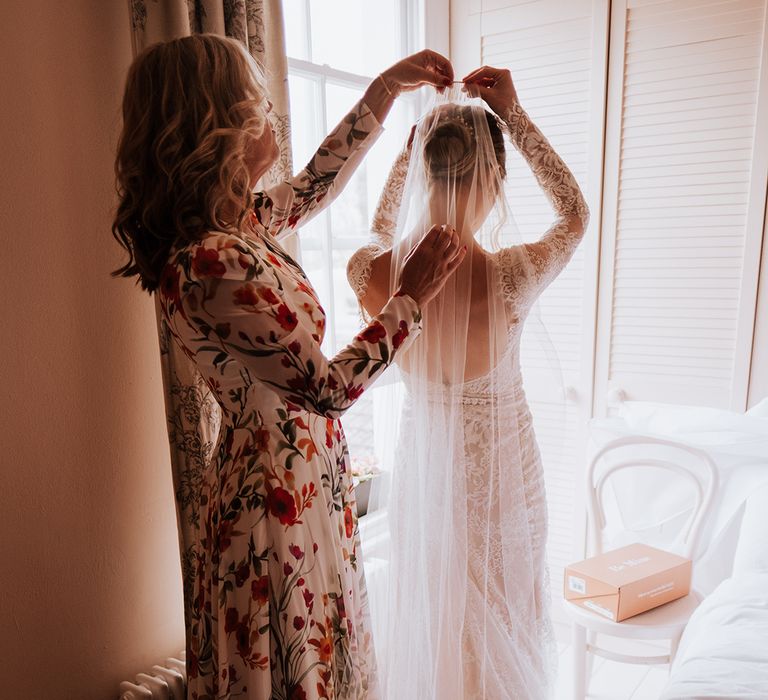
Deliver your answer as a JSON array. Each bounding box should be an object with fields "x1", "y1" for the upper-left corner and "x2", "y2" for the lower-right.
[{"x1": 158, "y1": 100, "x2": 422, "y2": 700}]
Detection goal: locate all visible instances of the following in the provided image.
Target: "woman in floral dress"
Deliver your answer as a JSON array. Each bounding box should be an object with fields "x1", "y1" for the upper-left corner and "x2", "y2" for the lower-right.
[{"x1": 112, "y1": 35, "x2": 463, "y2": 699}]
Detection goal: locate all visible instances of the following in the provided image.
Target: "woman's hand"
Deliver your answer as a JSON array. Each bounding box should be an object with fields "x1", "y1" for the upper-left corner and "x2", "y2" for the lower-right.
[
  {"x1": 462, "y1": 66, "x2": 518, "y2": 116},
  {"x1": 365, "y1": 51, "x2": 452, "y2": 123},
  {"x1": 397, "y1": 225, "x2": 466, "y2": 306},
  {"x1": 381, "y1": 50, "x2": 454, "y2": 97}
]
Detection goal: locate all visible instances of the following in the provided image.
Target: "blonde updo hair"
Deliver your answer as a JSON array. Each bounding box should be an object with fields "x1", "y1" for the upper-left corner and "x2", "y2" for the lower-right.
[
  {"x1": 112, "y1": 34, "x2": 269, "y2": 292},
  {"x1": 423, "y1": 105, "x2": 506, "y2": 183}
]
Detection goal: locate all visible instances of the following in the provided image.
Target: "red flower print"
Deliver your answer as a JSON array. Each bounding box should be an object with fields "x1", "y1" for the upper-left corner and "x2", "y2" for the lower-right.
[
  {"x1": 296, "y1": 281, "x2": 316, "y2": 298},
  {"x1": 238, "y1": 253, "x2": 251, "y2": 270},
  {"x1": 267, "y1": 253, "x2": 283, "y2": 267},
  {"x1": 192, "y1": 246, "x2": 226, "y2": 277},
  {"x1": 235, "y1": 563, "x2": 250, "y2": 586},
  {"x1": 289, "y1": 685, "x2": 307, "y2": 700},
  {"x1": 357, "y1": 321, "x2": 386, "y2": 343},
  {"x1": 235, "y1": 621, "x2": 251, "y2": 659},
  {"x1": 289, "y1": 544, "x2": 304, "y2": 559},
  {"x1": 218, "y1": 519, "x2": 234, "y2": 553},
  {"x1": 233, "y1": 284, "x2": 260, "y2": 306},
  {"x1": 284, "y1": 561, "x2": 293, "y2": 576},
  {"x1": 345, "y1": 384, "x2": 364, "y2": 401},
  {"x1": 288, "y1": 214, "x2": 300, "y2": 228},
  {"x1": 276, "y1": 304, "x2": 298, "y2": 331},
  {"x1": 344, "y1": 505, "x2": 354, "y2": 538},
  {"x1": 251, "y1": 575, "x2": 269, "y2": 605},
  {"x1": 258, "y1": 286, "x2": 280, "y2": 305},
  {"x1": 224, "y1": 607, "x2": 240, "y2": 633},
  {"x1": 188, "y1": 649, "x2": 199, "y2": 679},
  {"x1": 266, "y1": 487, "x2": 298, "y2": 525},
  {"x1": 288, "y1": 340, "x2": 301, "y2": 355},
  {"x1": 255, "y1": 428, "x2": 269, "y2": 452},
  {"x1": 309, "y1": 629, "x2": 333, "y2": 663},
  {"x1": 392, "y1": 320, "x2": 409, "y2": 349},
  {"x1": 327, "y1": 138, "x2": 342, "y2": 150},
  {"x1": 293, "y1": 616, "x2": 305, "y2": 631},
  {"x1": 303, "y1": 588, "x2": 315, "y2": 613},
  {"x1": 159, "y1": 264, "x2": 181, "y2": 306}
]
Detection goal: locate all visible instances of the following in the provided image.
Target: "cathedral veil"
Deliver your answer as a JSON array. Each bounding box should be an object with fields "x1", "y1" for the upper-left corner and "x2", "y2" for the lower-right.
[{"x1": 362, "y1": 87, "x2": 562, "y2": 698}]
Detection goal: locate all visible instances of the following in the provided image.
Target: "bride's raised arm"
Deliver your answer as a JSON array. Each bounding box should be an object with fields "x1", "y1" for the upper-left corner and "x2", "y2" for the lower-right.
[
  {"x1": 347, "y1": 134, "x2": 412, "y2": 320},
  {"x1": 465, "y1": 66, "x2": 589, "y2": 297},
  {"x1": 370, "y1": 143, "x2": 411, "y2": 246}
]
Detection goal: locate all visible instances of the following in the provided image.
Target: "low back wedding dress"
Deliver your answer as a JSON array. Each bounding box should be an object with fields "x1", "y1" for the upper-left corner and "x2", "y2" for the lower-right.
[{"x1": 347, "y1": 89, "x2": 588, "y2": 699}]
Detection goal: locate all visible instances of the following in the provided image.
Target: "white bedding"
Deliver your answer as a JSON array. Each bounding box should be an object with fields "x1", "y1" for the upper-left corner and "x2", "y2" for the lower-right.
[{"x1": 660, "y1": 573, "x2": 768, "y2": 699}]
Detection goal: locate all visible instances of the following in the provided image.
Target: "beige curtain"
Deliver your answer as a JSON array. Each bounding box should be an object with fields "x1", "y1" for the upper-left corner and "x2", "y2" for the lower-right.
[{"x1": 127, "y1": 0, "x2": 293, "y2": 636}]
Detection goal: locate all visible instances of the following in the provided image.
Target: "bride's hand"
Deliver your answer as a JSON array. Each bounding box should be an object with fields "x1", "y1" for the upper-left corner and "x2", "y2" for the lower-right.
[
  {"x1": 462, "y1": 66, "x2": 518, "y2": 116},
  {"x1": 380, "y1": 50, "x2": 454, "y2": 97},
  {"x1": 397, "y1": 225, "x2": 466, "y2": 307}
]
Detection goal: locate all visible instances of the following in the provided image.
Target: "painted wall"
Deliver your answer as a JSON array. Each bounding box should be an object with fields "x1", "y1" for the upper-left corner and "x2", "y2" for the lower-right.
[{"x1": 0, "y1": 2, "x2": 185, "y2": 698}]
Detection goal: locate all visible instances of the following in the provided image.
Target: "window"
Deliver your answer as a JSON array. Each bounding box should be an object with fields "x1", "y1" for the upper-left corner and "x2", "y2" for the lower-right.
[{"x1": 284, "y1": 0, "x2": 422, "y2": 480}]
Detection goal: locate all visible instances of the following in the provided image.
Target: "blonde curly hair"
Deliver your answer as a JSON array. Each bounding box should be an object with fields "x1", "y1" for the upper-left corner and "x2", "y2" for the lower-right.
[{"x1": 112, "y1": 34, "x2": 270, "y2": 292}]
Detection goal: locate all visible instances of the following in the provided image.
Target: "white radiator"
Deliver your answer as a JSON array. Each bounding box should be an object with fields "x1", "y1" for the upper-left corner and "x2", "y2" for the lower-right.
[{"x1": 119, "y1": 652, "x2": 186, "y2": 700}]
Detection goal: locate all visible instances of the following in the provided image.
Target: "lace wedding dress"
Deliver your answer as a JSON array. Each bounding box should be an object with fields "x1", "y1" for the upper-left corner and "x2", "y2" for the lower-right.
[{"x1": 348, "y1": 99, "x2": 589, "y2": 699}]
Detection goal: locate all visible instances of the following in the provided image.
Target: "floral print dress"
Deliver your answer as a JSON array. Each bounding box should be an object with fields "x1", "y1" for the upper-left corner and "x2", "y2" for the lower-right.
[{"x1": 158, "y1": 100, "x2": 422, "y2": 700}]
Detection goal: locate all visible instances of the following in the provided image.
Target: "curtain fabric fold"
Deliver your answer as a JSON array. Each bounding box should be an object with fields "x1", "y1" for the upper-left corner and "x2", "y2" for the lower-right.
[{"x1": 127, "y1": 0, "x2": 293, "y2": 635}]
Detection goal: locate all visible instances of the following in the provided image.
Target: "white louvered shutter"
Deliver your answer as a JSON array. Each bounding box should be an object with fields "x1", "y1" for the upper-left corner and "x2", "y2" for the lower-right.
[
  {"x1": 594, "y1": 0, "x2": 768, "y2": 414},
  {"x1": 451, "y1": 0, "x2": 611, "y2": 620}
]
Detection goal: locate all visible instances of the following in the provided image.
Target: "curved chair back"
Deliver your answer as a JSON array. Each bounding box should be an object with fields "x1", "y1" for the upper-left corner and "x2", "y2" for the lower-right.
[{"x1": 586, "y1": 436, "x2": 718, "y2": 561}]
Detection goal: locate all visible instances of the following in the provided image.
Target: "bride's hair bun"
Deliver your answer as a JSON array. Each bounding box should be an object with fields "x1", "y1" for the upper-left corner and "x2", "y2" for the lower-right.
[{"x1": 423, "y1": 105, "x2": 506, "y2": 183}]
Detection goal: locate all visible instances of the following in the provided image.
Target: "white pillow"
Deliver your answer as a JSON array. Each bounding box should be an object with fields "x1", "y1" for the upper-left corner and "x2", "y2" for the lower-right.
[{"x1": 732, "y1": 480, "x2": 768, "y2": 576}]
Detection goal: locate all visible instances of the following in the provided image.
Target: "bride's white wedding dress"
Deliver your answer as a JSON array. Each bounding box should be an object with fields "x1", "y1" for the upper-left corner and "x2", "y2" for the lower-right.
[{"x1": 348, "y1": 99, "x2": 589, "y2": 699}]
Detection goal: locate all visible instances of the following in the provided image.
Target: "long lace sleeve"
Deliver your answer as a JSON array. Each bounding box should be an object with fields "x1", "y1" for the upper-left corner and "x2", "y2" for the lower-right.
[
  {"x1": 253, "y1": 99, "x2": 383, "y2": 239},
  {"x1": 347, "y1": 145, "x2": 411, "y2": 323},
  {"x1": 370, "y1": 145, "x2": 410, "y2": 246},
  {"x1": 501, "y1": 100, "x2": 589, "y2": 299}
]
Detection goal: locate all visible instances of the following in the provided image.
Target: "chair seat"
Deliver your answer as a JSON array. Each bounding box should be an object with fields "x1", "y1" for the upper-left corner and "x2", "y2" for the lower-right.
[{"x1": 562, "y1": 592, "x2": 702, "y2": 639}]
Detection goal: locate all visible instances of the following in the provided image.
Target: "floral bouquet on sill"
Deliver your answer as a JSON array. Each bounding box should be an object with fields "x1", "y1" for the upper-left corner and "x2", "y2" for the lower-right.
[{"x1": 351, "y1": 453, "x2": 381, "y2": 517}]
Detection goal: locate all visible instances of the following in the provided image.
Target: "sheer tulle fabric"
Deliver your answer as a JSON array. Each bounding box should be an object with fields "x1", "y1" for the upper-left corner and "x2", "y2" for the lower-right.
[{"x1": 356, "y1": 89, "x2": 558, "y2": 699}]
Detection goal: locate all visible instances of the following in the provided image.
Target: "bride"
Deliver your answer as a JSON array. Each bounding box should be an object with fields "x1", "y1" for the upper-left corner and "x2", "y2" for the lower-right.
[{"x1": 347, "y1": 67, "x2": 588, "y2": 699}]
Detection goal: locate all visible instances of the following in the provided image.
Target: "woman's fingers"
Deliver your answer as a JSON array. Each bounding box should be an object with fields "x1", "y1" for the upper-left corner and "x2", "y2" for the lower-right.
[
  {"x1": 431, "y1": 225, "x2": 458, "y2": 252},
  {"x1": 463, "y1": 65, "x2": 504, "y2": 84},
  {"x1": 398, "y1": 224, "x2": 466, "y2": 305},
  {"x1": 423, "y1": 49, "x2": 454, "y2": 83},
  {"x1": 424, "y1": 224, "x2": 444, "y2": 247},
  {"x1": 410, "y1": 65, "x2": 451, "y2": 89},
  {"x1": 461, "y1": 65, "x2": 517, "y2": 114},
  {"x1": 383, "y1": 51, "x2": 454, "y2": 95},
  {"x1": 446, "y1": 245, "x2": 468, "y2": 274}
]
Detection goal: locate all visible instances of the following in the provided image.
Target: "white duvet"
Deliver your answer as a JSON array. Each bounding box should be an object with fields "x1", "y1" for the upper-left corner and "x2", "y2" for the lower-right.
[{"x1": 661, "y1": 573, "x2": 768, "y2": 699}]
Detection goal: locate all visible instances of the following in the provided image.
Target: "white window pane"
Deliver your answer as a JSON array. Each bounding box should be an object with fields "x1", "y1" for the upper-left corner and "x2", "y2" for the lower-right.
[
  {"x1": 283, "y1": 0, "x2": 310, "y2": 60},
  {"x1": 309, "y1": 0, "x2": 401, "y2": 77},
  {"x1": 287, "y1": 73, "x2": 322, "y2": 168},
  {"x1": 325, "y1": 83, "x2": 363, "y2": 132}
]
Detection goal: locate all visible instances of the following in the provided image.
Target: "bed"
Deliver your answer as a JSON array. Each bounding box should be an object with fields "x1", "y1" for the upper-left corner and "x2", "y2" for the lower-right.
[{"x1": 660, "y1": 481, "x2": 768, "y2": 699}]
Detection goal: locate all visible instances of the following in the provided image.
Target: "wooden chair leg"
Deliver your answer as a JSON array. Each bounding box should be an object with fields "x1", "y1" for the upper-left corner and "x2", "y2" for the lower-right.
[{"x1": 572, "y1": 623, "x2": 588, "y2": 700}]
